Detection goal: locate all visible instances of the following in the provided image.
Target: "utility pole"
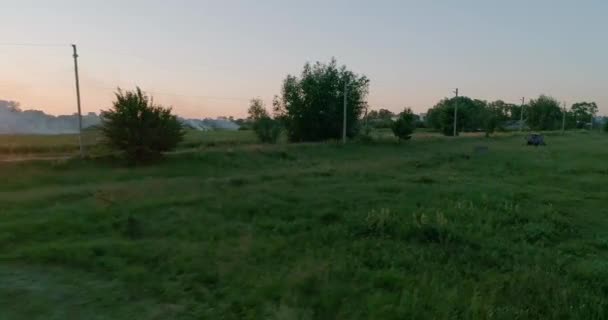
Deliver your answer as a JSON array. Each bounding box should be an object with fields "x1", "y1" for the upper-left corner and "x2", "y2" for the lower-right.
[
  {"x1": 561, "y1": 101, "x2": 567, "y2": 134},
  {"x1": 520, "y1": 97, "x2": 525, "y2": 132},
  {"x1": 453, "y1": 88, "x2": 459, "y2": 137},
  {"x1": 342, "y1": 81, "x2": 348, "y2": 144},
  {"x1": 71, "y1": 44, "x2": 84, "y2": 157}
]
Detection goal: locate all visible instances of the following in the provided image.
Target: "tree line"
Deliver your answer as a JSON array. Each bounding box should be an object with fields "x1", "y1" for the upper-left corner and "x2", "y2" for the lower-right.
[
  {"x1": 246, "y1": 58, "x2": 601, "y2": 142},
  {"x1": 99, "y1": 58, "x2": 603, "y2": 163},
  {"x1": 425, "y1": 96, "x2": 598, "y2": 136}
]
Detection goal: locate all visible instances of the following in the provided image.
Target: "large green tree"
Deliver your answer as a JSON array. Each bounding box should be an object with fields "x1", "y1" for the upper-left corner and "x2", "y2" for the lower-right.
[
  {"x1": 527, "y1": 95, "x2": 563, "y2": 131},
  {"x1": 425, "y1": 96, "x2": 487, "y2": 136},
  {"x1": 273, "y1": 58, "x2": 370, "y2": 142},
  {"x1": 487, "y1": 100, "x2": 524, "y2": 122},
  {"x1": 571, "y1": 102, "x2": 598, "y2": 129}
]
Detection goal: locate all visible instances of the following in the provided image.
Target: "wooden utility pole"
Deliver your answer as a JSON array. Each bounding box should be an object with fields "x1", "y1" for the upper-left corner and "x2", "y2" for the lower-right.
[
  {"x1": 342, "y1": 81, "x2": 348, "y2": 144},
  {"x1": 520, "y1": 97, "x2": 525, "y2": 132},
  {"x1": 71, "y1": 44, "x2": 84, "y2": 157},
  {"x1": 453, "y1": 88, "x2": 459, "y2": 137}
]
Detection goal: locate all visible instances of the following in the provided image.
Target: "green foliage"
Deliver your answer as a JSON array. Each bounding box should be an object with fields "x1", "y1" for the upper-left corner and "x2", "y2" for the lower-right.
[
  {"x1": 426, "y1": 96, "x2": 487, "y2": 136},
  {"x1": 571, "y1": 102, "x2": 598, "y2": 129},
  {"x1": 604, "y1": 120, "x2": 608, "y2": 132},
  {"x1": 391, "y1": 108, "x2": 416, "y2": 140},
  {"x1": 424, "y1": 96, "x2": 591, "y2": 135},
  {"x1": 273, "y1": 58, "x2": 370, "y2": 142},
  {"x1": 527, "y1": 95, "x2": 564, "y2": 131},
  {"x1": 248, "y1": 98, "x2": 281, "y2": 143},
  {"x1": 252, "y1": 117, "x2": 281, "y2": 144},
  {"x1": 367, "y1": 108, "x2": 395, "y2": 128},
  {"x1": 247, "y1": 98, "x2": 269, "y2": 121},
  {"x1": 483, "y1": 104, "x2": 501, "y2": 137},
  {"x1": 100, "y1": 88, "x2": 184, "y2": 162},
  {"x1": 487, "y1": 100, "x2": 521, "y2": 122}
]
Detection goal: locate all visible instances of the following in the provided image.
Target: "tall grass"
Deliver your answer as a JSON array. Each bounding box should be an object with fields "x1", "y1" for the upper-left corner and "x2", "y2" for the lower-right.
[{"x1": 0, "y1": 132, "x2": 607, "y2": 319}]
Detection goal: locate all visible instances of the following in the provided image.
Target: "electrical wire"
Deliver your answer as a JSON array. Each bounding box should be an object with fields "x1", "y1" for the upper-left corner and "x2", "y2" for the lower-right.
[{"x1": 0, "y1": 43, "x2": 68, "y2": 47}]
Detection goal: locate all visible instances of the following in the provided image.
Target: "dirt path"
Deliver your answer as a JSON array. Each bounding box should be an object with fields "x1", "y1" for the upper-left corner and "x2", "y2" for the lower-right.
[{"x1": 0, "y1": 155, "x2": 73, "y2": 162}]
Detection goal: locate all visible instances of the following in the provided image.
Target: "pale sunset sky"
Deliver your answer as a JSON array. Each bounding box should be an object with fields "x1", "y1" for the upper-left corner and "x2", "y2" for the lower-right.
[{"x1": 1, "y1": 0, "x2": 606, "y2": 118}]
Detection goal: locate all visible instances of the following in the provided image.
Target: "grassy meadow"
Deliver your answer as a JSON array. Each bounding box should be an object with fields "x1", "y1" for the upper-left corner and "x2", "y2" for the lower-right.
[
  {"x1": 0, "y1": 130, "x2": 257, "y2": 160},
  {"x1": 1, "y1": 130, "x2": 607, "y2": 319}
]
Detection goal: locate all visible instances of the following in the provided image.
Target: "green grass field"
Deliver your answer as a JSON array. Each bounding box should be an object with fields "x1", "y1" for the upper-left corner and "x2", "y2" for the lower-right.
[{"x1": 1, "y1": 131, "x2": 607, "y2": 319}]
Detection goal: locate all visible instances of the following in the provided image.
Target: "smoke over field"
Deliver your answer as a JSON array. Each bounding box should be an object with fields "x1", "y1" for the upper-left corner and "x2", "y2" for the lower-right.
[
  {"x1": 0, "y1": 100, "x2": 99, "y2": 134},
  {"x1": 0, "y1": 100, "x2": 239, "y2": 134}
]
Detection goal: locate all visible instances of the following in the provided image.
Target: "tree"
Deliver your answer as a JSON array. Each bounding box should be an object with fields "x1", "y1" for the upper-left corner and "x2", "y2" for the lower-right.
[
  {"x1": 571, "y1": 102, "x2": 598, "y2": 129},
  {"x1": 377, "y1": 109, "x2": 394, "y2": 120},
  {"x1": 604, "y1": 119, "x2": 608, "y2": 133},
  {"x1": 248, "y1": 98, "x2": 281, "y2": 143},
  {"x1": 487, "y1": 100, "x2": 516, "y2": 122},
  {"x1": 526, "y1": 95, "x2": 563, "y2": 131},
  {"x1": 0, "y1": 100, "x2": 20, "y2": 112},
  {"x1": 425, "y1": 96, "x2": 487, "y2": 136},
  {"x1": 391, "y1": 108, "x2": 416, "y2": 141},
  {"x1": 367, "y1": 108, "x2": 395, "y2": 128},
  {"x1": 483, "y1": 106, "x2": 499, "y2": 137},
  {"x1": 101, "y1": 87, "x2": 184, "y2": 162},
  {"x1": 273, "y1": 58, "x2": 370, "y2": 142},
  {"x1": 248, "y1": 98, "x2": 269, "y2": 121}
]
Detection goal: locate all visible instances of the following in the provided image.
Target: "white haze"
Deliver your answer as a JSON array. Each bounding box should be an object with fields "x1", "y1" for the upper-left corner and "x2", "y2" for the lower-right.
[{"x1": 0, "y1": 100, "x2": 239, "y2": 134}]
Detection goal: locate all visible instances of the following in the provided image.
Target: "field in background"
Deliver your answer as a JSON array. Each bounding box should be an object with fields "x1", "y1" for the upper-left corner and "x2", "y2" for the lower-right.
[
  {"x1": 0, "y1": 128, "x2": 528, "y2": 160},
  {"x1": 1, "y1": 131, "x2": 607, "y2": 319},
  {"x1": 0, "y1": 130, "x2": 258, "y2": 160}
]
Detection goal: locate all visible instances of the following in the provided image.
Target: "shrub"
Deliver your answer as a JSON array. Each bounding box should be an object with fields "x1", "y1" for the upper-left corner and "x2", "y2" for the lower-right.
[
  {"x1": 483, "y1": 111, "x2": 498, "y2": 137},
  {"x1": 253, "y1": 117, "x2": 281, "y2": 143},
  {"x1": 248, "y1": 98, "x2": 281, "y2": 143},
  {"x1": 391, "y1": 108, "x2": 416, "y2": 141},
  {"x1": 100, "y1": 87, "x2": 184, "y2": 162},
  {"x1": 604, "y1": 120, "x2": 608, "y2": 133}
]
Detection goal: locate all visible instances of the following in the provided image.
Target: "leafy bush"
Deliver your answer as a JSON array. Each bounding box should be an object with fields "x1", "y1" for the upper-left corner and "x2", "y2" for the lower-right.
[
  {"x1": 248, "y1": 98, "x2": 281, "y2": 143},
  {"x1": 101, "y1": 87, "x2": 184, "y2": 162},
  {"x1": 391, "y1": 108, "x2": 416, "y2": 140},
  {"x1": 604, "y1": 120, "x2": 608, "y2": 133},
  {"x1": 253, "y1": 117, "x2": 281, "y2": 143}
]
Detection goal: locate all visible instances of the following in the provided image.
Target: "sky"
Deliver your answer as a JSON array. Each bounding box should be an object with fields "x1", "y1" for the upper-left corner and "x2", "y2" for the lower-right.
[{"x1": 1, "y1": 0, "x2": 607, "y2": 118}]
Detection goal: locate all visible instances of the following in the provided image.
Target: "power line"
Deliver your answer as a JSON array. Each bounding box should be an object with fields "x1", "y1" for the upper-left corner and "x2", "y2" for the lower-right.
[
  {"x1": 83, "y1": 84, "x2": 251, "y2": 102},
  {"x1": 0, "y1": 43, "x2": 68, "y2": 47}
]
